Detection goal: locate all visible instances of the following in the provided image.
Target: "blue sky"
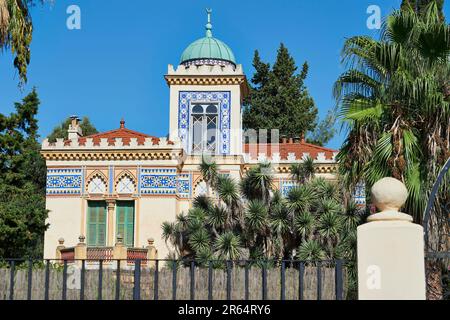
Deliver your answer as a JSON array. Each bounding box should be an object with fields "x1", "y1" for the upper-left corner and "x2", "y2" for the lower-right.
[{"x1": 1, "y1": 0, "x2": 448, "y2": 149}]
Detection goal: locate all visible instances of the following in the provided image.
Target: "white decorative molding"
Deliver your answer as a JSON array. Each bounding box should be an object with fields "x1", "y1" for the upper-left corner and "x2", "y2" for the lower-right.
[
  {"x1": 85, "y1": 138, "x2": 94, "y2": 148},
  {"x1": 129, "y1": 138, "x2": 138, "y2": 148},
  {"x1": 332, "y1": 151, "x2": 338, "y2": 161},
  {"x1": 115, "y1": 138, "x2": 123, "y2": 147},
  {"x1": 55, "y1": 138, "x2": 64, "y2": 148},
  {"x1": 302, "y1": 152, "x2": 310, "y2": 160},
  {"x1": 100, "y1": 138, "x2": 108, "y2": 147},
  {"x1": 159, "y1": 137, "x2": 168, "y2": 147},
  {"x1": 41, "y1": 136, "x2": 181, "y2": 151},
  {"x1": 272, "y1": 153, "x2": 281, "y2": 163},
  {"x1": 287, "y1": 153, "x2": 296, "y2": 162},
  {"x1": 257, "y1": 153, "x2": 267, "y2": 162},
  {"x1": 317, "y1": 152, "x2": 326, "y2": 161}
]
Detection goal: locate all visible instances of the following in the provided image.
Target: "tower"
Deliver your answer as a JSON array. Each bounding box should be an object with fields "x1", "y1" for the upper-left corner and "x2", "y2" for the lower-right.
[{"x1": 165, "y1": 9, "x2": 249, "y2": 156}]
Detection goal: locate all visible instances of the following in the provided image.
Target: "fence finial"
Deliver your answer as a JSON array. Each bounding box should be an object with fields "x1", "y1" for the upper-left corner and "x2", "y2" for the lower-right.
[{"x1": 368, "y1": 177, "x2": 412, "y2": 222}]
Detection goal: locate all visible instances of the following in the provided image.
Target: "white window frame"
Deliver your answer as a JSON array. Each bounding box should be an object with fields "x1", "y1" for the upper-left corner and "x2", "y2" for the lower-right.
[{"x1": 188, "y1": 102, "x2": 219, "y2": 155}]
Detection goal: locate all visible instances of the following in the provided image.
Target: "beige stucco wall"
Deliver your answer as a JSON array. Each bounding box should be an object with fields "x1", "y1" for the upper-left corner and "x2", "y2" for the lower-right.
[
  {"x1": 44, "y1": 197, "x2": 83, "y2": 259},
  {"x1": 138, "y1": 197, "x2": 178, "y2": 260}
]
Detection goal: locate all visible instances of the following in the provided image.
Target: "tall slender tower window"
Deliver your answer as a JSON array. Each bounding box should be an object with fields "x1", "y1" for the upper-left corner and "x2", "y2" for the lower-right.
[{"x1": 190, "y1": 103, "x2": 218, "y2": 154}]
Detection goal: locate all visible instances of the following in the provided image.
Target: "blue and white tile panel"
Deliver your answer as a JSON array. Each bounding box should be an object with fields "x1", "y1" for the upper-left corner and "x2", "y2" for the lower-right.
[
  {"x1": 280, "y1": 180, "x2": 298, "y2": 197},
  {"x1": 352, "y1": 181, "x2": 366, "y2": 206},
  {"x1": 178, "y1": 91, "x2": 231, "y2": 155},
  {"x1": 46, "y1": 168, "x2": 83, "y2": 195},
  {"x1": 139, "y1": 168, "x2": 192, "y2": 197}
]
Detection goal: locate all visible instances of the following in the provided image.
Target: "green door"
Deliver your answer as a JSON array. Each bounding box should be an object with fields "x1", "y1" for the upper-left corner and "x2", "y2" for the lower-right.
[
  {"x1": 87, "y1": 201, "x2": 107, "y2": 246},
  {"x1": 116, "y1": 201, "x2": 135, "y2": 247}
]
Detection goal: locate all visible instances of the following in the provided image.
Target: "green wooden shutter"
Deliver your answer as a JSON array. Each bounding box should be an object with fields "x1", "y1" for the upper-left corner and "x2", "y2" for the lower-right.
[
  {"x1": 87, "y1": 201, "x2": 107, "y2": 246},
  {"x1": 97, "y1": 204, "x2": 106, "y2": 246},
  {"x1": 116, "y1": 201, "x2": 134, "y2": 247}
]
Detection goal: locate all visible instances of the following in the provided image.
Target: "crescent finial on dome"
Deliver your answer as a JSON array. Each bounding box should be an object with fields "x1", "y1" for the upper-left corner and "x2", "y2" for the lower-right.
[{"x1": 205, "y1": 8, "x2": 213, "y2": 38}]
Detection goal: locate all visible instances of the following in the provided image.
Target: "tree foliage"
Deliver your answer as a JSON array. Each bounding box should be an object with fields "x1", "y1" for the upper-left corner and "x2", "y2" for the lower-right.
[
  {"x1": 243, "y1": 44, "x2": 318, "y2": 140},
  {"x1": 306, "y1": 110, "x2": 337, "y2": 146},
  {"x1": 0, "y1": 0, "x2": 43, "y2": 85},
  {"x1": 334, "y1": 1, "x2": 449, "y2": 222},
  {"x1": 335, "y1": 0, "x2": 449, "y2": 299},
  {"x1": 0, "y1": 88, "x2": 48, "y2": 258},
  {"x1": 162, "y1": 158, "x2": 365, "y2": 273},
  {"x1": 47, "y1": 116, "x2": 98, "y2": 143}
]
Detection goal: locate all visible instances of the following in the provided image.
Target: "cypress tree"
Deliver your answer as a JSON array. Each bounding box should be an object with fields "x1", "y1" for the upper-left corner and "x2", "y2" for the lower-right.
[
  {"x1": 243, "y1": 44, "x2": 318, "y2": 141},
  {"x1": 0, "y1": 89, "x2": 48, "y2": 258}
]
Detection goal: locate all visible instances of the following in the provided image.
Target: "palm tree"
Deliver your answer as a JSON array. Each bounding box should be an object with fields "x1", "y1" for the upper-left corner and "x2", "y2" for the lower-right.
[
  {"x1": 241, "y1": 162, "x2": 274, "y2": 204},
  {"x1": 334, "y1": 1, "x2": 450, "y2": 298},
  {"x1": 199, "y1": 156, "x2": 219, "y2": 197},
  {"x1": 290, "y1": 156, "x2": 315, "y2": 183},
  {"x1": 334, "y1": 1, "x2": 449, "y2": 221},
  {"x1": 0, "y1": 0, "x2": 35, "y2": 84}
]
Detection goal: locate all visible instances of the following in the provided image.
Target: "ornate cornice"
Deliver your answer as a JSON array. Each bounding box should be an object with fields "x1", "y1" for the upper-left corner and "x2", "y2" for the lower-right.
[
  {"x1": 165, "y1": 74, "x2": 246, "y2": 85},
  {"x1": 164, "y1": 75, "x2": 249, "y2": 96},
  {"x1": 243, "y1": 163, "x2": 338, "y2": 174},
  {"x1": 41, "y1": 150, "x2": 183, "y2": 161}
]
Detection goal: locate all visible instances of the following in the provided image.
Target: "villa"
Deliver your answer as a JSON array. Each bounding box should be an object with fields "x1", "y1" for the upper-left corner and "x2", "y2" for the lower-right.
[{"x1": 40, "y1": 13, "x2": 349, "y2": 261}]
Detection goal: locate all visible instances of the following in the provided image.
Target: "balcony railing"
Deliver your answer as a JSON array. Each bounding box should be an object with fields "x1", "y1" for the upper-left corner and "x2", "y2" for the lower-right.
[
  {"x1": 87, "y1": 247, "x2": 113, "y2": 261},
  {"x1": 54, "y1": 236, "x2": 158, "y2": 268}
]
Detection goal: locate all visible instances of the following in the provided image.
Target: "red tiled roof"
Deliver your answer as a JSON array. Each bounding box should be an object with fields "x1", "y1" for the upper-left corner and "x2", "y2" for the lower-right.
[
  {"x1": 64, "y1": 120, "x2": 172, "y2": 146},
  {"x1": 244, "y1": 141, "x2": 337, "y2": 160}
]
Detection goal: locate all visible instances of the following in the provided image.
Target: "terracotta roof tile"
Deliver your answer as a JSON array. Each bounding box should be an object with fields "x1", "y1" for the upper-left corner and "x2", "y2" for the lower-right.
[
  {"x1": 64, "y1": 126, "x2": 172, "y2": 147},
  {"x1": 244, "y1": 141, "x2": 337, "y2": 161}
]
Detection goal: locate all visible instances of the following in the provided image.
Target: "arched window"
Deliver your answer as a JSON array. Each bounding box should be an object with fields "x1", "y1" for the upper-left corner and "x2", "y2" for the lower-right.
[
  {"x1": 88, "y1": 176, "x2": 107, "y2": 194},
  {"x1": 116, "y1": 175, "x2": 135, "y2": 194},
  {"x1": 190, "y1": 103, "x2": 218, "y2": 154}
]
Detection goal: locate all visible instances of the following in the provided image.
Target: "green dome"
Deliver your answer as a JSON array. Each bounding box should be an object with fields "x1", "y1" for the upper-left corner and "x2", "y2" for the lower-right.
[
  {"x1": 180, "y1": 37, "x2": 236, "y2": 65},
  {"x1": 180, "y1": 9, "x2": 236, "y2": 66}
]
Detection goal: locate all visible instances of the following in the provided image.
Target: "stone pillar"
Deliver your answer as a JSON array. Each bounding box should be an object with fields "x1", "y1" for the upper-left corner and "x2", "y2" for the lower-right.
[
  {"x1": 74, "y1": 235, "x2": 87, "y2": 267},
  {"x1": 106, "y1": 199, "x2": 116, "y2": 246},
  {"x1": 55, "y1": 238, "x2": 65, "y2": 261},
  {"x1": 113, "y1": 235, "x2": 127, "y2": 261},
  {"x1": 357, "y1": 177, "x2": 426, "y2": 300},
  {"x1": 146, "y1": 238, "x2": 158, "y2": 269}
]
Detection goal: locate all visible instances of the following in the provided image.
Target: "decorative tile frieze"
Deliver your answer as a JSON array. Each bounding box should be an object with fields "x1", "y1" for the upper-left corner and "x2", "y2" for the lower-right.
[
  {"x1": 140, "y1": 168, "x2": 177, "y2": 195},
  {"x1": 178, "y1": 91, "x2": 231, "y2": 155},
  {"x1": 177, "y1": 173, "x2": 192, "y2": 198},
  {"x1": 353, "y1": 181, "x2": 366, "y2": 207},
  {"x1": 280, "y1": 180, "x2": 297, "y2": 197},
  {"x1": 46, "y1": 168, "x2": 83, "y2": 195}
]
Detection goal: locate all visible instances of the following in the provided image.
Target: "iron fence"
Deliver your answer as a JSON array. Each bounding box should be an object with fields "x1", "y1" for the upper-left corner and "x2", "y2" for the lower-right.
[{"x1": 0, "y1": 259, "x2": 347, "y2": 300}]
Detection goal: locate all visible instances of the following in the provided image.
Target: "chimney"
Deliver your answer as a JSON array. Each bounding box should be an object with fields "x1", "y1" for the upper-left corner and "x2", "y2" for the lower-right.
[
  {"x1": 300, "y1": 133, "x2": 305, "y2": 143},
  {"x1": 288, "y1": 137, "x2": 293, "y2": 144},
  {"x1": 281, "y1": 136, "x2": 287, "y2": 144},
  {"x1": 68, "y1": 115, "x2": 83, "y2": 140}
]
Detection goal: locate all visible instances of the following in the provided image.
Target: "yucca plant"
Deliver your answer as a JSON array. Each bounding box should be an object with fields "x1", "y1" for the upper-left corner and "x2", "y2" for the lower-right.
[
  {"x1": 286, "y1": 184, "x2": 316, "y2": 214},
  {"x1": 297, "y1": 239, "x2": 326, "y2": 262},
  {"x1": 214, "y1": 231, "x2": 242, "y2": 261},
  {"x1": 294, "y1": 211, "x2": 316, "y2": 241},
  {"x1": 188, "y1": 228, "x2": 211, "y2": 253}
]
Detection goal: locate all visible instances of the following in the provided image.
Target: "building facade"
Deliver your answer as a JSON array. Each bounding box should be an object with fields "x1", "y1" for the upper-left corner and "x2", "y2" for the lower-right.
[{"x1": 41, "y1": 12, "x2": 339, "y2": 260}]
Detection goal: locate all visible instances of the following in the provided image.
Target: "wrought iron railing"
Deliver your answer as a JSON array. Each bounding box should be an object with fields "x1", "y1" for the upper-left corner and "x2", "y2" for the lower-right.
[{"x1": 0, "y1": 259, "x2": 347, "y2": 300}]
